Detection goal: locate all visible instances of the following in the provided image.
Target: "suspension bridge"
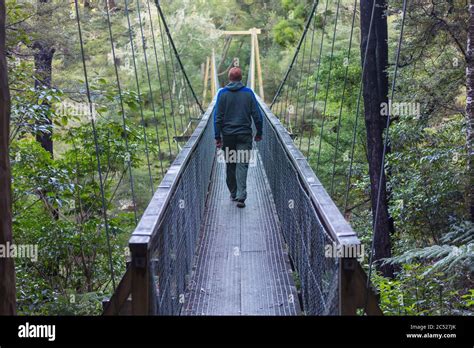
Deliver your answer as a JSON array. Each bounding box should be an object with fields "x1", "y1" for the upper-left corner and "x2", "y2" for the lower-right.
[{"x1": 63, "y1": 0, "x2": 410, "y2": 316}]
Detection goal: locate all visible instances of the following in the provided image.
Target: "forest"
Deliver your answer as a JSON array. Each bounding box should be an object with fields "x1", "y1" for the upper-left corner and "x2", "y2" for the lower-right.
[{"x1": 0, "y1": 0, "x2": 473, "y2": 316}]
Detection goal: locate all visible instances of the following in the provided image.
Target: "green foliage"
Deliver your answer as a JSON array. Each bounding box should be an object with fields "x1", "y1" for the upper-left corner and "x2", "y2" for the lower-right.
[
  {"x1": 10, "y1": 122, "x2": 135, "y2": 315},
  {"x1": 373, "y1": 221, "x2": 473, "y2": 315},
  {"x1": 373, "y1": 264, "x2": 472, "y2": 315},
  {"x1": 385, "y1": 221, "x2": 474, "y2": 277},
  {"x1": 389, "y1": 115, "x2": 467, "y2": 243},
  {"x1": 273, "y1": 19, "x2": 302, "y2": 47},
  {"x1": 5, "y1": 0, "x2": 183, "y2": 314},
  {"x1": 10, "y1": 86, "x2": 63, "y2": 142},
  {"x1": 273, "y1": 0, "x2": 310, "y2": 47}
]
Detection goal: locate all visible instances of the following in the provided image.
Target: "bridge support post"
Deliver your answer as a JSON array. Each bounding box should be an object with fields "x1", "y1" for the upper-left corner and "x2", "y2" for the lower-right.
[
  {"x1": 130, "y1": 239, "x2": 151, "y2": 315},
  {"x1": 340, "y1": 257, "x2": 383, "y2": 315},
  {"x1": 340, "y1": 257, "x2": 358, "y2": 315}
]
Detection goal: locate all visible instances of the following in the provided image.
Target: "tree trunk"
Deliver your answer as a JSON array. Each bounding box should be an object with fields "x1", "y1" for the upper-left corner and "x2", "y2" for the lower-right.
[
  {"x1": 0, "y1": 0, "x2": 17, "y2": 315},
  {"x1": 34, "y1": 0, "x2": 59, "y2": 219},
  {"x1": 360, "y1": 0, "x2": 394, "y2": 277},
  {"x1": 34, "y1": 0, "x2": 55, "y2": 157},
  {"x1": 467, "y1": 2, "x2": 474, "y2": 222}
]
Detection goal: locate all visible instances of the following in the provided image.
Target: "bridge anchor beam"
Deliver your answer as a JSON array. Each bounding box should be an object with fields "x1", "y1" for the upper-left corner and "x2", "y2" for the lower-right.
[
  {"x1": 130, "y1": 240, "x2": 152, "y2": 315},
  {"x1": 340, "y1": 258, "x2": 383, "y2": 315}
]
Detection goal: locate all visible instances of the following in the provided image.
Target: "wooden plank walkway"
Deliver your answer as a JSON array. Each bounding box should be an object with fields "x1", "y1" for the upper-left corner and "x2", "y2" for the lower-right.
[{"x1": 182, "y1": 156, "x2": 301, "y2": 315}]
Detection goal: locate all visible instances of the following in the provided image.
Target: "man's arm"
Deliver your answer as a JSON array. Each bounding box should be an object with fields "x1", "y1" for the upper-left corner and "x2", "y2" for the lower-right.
[
  {"x1": 250, "y1": 92, "x2": 263, "y2": 138},
  {"x1": 214, "y1": 90, "x2": 225, "y2": 140}
]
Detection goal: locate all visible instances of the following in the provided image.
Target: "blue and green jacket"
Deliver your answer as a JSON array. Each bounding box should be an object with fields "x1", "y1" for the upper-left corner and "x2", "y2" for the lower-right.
[{"x1": 213, "y1": 81, "x2": 263, "y2": 139}]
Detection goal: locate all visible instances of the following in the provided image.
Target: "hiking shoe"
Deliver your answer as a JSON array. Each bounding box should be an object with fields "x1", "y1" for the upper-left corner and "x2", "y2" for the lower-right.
[
  {"x1": 230, "y1": 195, "x2": 237, "y2": 201},
  {"x1": 236, "y1": 200, "x2": 246, "y2": 208}
]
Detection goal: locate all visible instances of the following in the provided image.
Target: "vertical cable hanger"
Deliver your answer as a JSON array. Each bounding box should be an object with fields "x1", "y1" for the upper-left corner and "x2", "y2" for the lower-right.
[
  {"x1": 329, "y1": 0, "x2": 358, "y2": 196},
  {"x1": 123, "y1": 0, "x2": 155, "y2": 196},
  {"x1": 166, "y1": 32, "x2": 185, "y2": 134},
  {"x1": 74, "y1": 0, "x2": 116, "y2": 291},
  {"x1": 285, "y1": 53, "x2": 299, "y2": 134},
  {"x1": 145, "y1": 0, "x2": 173, "y2": 158},
  {"x1": 298, "y1": 14, "x2": 318, "y2": 149},
  {"x1": 157, "y1": 14, "x2": 179, "y2": 152},
  {"x1": 135, "y1": 0, "x2": 165, "y2": 178},
  {"x1": 293, "y1": 19, "x2": 309, "y2": 140},
  {"x1": 104, "y1": 0, "x2": 139, "y2": 223},
  {"x1": 154, "y1": 0, "x2": 204, "y2": 113},
  {"x1": 314, "y1": 0, "x2": 342, "y2": 172},
  {"x1": 305, "y1": 0, "x2": 331, "y2": 158},
  {"x1": 282, "y1": 82, "x2": 291, "y2": 128}
]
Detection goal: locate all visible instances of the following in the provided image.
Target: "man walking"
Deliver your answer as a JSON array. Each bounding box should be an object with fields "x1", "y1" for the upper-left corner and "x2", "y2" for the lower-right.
[{"x1": 214, "y1": 67, "x2": 263, "y2": 208}]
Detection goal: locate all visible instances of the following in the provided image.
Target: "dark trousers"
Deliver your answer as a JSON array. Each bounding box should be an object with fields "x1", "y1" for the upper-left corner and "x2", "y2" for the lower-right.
[{"x1": 222, "y1": 134, "x2": 253, "y2": 201}]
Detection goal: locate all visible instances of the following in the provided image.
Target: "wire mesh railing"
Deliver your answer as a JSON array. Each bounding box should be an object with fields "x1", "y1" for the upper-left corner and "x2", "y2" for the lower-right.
[
  {"x1": 256, "y1": 96, "x2": 367, "y2": 315},
  {"x1": 256, "y1": 106, "x2": 339, "y2": 315},
  {"x1": 126, "y1": 98, "x2": 216, "y2": 315},
  {"x1": 148, "y1": 107, "x2": 215, "y2": 315}
]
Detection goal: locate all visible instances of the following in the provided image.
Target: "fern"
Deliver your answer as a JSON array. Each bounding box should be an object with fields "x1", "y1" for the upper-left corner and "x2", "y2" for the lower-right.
[{"x1": 385, "y1": 221, "x2": 474, "y2": 276}]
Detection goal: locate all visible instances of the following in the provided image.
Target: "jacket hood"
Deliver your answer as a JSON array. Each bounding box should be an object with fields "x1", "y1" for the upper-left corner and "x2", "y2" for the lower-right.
[{"x1": 226, "y1": 81, "x2": 245, "y2": 91}]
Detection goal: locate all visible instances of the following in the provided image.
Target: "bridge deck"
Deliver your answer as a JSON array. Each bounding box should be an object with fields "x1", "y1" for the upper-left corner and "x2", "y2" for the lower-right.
[{"x1": 182, "y1": 156, "x2": 301, "y2": 315}]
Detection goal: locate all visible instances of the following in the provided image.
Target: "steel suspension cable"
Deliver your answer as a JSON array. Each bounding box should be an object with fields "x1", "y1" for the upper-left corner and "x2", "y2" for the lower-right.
[
  {"x1": 104, "y1": 2, "x2": 138, "y2": 223},
  {"x1": 189, "y1": 83, "x2": 199, "y2": 118},
  {"x1": 298, "y1": 16, "x2": 318, "y2": 149},
  {"x1": 145, "y1": 0, "x2": 173, "y2": 158},
  {"x1": 181, "y1": 76, "x2": 194, "y2": 123},
  {"x1": 135, "y1": 0, "x2": 165, "y2": 177},
  {"x1": 275, "y1": 83, "x2": 284, "y2": 120},
  {"x1": 314, "y1": 0, "x2": 342, "y2": 171},
  {"x1": 285, "y1": 53, "x2": 300, "y2": 133},
  {"x1": 166, "y1": 37, "x2": 185, "y2": 134},
  {"x1": 154, "y1": 0, "x2": 204, "y2": 113},
  {"x1": 179, "y1": 78, "x2": 191, "y2": 129},
  {"x1": 74, "y1": 0, "x2": 116, "y2": 290},
  {"x1": 157, "y1": 15, "x2": 179, "y2": 152},
  {"x1": 180, "y1": 78, "x2": 196, "y2": 137},
  {"x1": 282, "y1": 81, "x2": 291, "y2": 128},
  {"x1": 305, "y1": 0, "x2": 330, "y2": 157},
  {"x1": 71, "y1": 134, "x2": 87, "y2": 229},
  {"x1": 329, "y1": 0, "x2": 358, "y2": 196},
  {"x1": 292, "y1": 28, "x2": 309, "y2": 137},
  {"x1": 123, "y1": 0, "x2": 155, "y2": 196},
  {"x1": 282, "y1": 34, "x2": 305, "y2": 131}
]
